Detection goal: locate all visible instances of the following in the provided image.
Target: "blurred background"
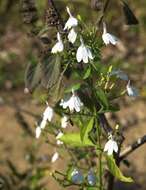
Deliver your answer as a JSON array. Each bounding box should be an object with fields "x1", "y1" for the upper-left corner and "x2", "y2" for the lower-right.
[{"x1": 0, "y1": 0, "x2": 146, "y2": 189}]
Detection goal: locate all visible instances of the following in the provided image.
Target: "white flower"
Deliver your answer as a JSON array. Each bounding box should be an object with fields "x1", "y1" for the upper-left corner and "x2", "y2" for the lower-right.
[
  {"x1": 40, "y1": 119, "x2": 47, "y2": 129},
  {"x1": 104, "y1": 135, "x2": 118, "y2": 155},
  {"x1": 60, "y1": 90, "x2": 83, "y2": 112},
  {"x1": 71, "y1": 169, "x2": 84, "y2": 184},
  {"x1": 51, "y1": 152, "x2": 59, "y2": 163},
  {"x1": 35, "y1": 126, "x2": 42, "y2": 139},
  {"x1": 68, "y1": 28, "x2": 77, "y2": 44},
  {"x1": 76, "y1": 38, "x2": 93, "y2": 63},
  {"x1": 43, "y1": 105, "x2": 54, "y2": 122},
  {"x1": 61, "y1": 115, "x2": 69, "y2": 128},
  {"x1": 126, "y1": 81, "x2": 139, "y2": 97},
  {"x1": 56, "y1": 131, "x2": 64, "y2": 145},
  {"x1": 51, "y1": 32, "x2": 64, "y2": 54},
  {"x1": 110, "y1": 70, "x2": 128, "y2": 81},
  {"x1": 35, "y1": 104, "x2": 54, "y2": 138},
  {"x1": 64, "y1": 7, "x2": 78, "y2": 30},
  {"x1": 102, "y1": 22, "x2": 118, "y2": 45}
]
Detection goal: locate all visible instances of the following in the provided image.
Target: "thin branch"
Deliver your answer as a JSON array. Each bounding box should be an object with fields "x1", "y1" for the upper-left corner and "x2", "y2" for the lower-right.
[{"x1": 119, "y1": 135, "x2": 146, "y2": 161}]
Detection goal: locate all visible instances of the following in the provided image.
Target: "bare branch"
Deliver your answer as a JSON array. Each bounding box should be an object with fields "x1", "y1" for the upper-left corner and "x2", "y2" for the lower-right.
[{"x1": 120, "y1": 135, "x2": 146, "y2": 161}]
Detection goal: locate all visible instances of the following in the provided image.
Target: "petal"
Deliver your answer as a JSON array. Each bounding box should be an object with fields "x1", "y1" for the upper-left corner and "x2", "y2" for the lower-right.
[
  {"x1": 61, "y1": 116, "x2": 68, "y2": 128},
  {"x1": 43, "y1": 106, "x2": 54, "y2": 122},
  {"x1": 104, "y1": 140, "x2": 111, "y2": 152},
  {"x1": 127, "y1": 82, "x2": 139, "y2": 97},
  {"x1": 107, "y1": 33, "x2": 118, "y2": 45},
  {"x1": 74, "y1": 96, "x2": 83, "y2": 112},
  {"x1": 113, "y1": 141, "x2": 118, "y2": 153},
  {"x1": 40, "y1": 119, "x2": 47, "y2": 129},
  {"x1": 57, "y1": 32, "x2": 61, "y2": 42},
  {"x1": 56, "y1": 139, "x2": 63, "y2": 145},
  {"x1": 68, "y1": 97, "x2": 75, "y2": 112},
  {"x1": 56, "y1": 131, "x2": 64, "y2": 139},
  {"x1": 51, "y1": 42, "x2": 59, "y2": 54},
  {"x1": 35, "y1": 127, "x2": 41, "y2": 139},
  {"x1": 64, "y1": 17, "x2": 78, "y2": 30},
  {"x1": 107, "y1": 146, "x2": 114, "y2": 155},
  {"x1": 103, "y1": 33, "x2": 118, "y2": 45},
  {"x1": 87, "y1": 48, "x2": 93, "y2": 60},
  {"x1": 57, "y1": 42, "x2": 64, "y2": 52},
  {"x1": 102, "y1": 34, "x2": 110, "y2": 45},
  {"x1": 66, "y1": 6, "x2": 72, "y2": 17},
  {"x1": 68, "y1": 28, "x2": 77, "y2": 44},
  {"x1": 51, "y1": 152, "x2": 59, "y2": 163},
  {"x1": 82, "y1": 47, "x2": 89, "y2": 63},
  {"x1": 76, "y1": 46, "x2": 83, "y2": 62}
]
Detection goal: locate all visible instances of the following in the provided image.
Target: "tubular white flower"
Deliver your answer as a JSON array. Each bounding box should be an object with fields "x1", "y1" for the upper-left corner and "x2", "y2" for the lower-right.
[
  {"x1": 76, "y1": 38, "x2": 93, "y2": 63},
  {"x1": 64, "y1": 7, "x2": 78, "y2": 30},
  {"x1": 68, "y1": 28, "x2": 77, "y2": 44},
  {"x1": 126, "y1": 81, "x2": 139, "y2": 97},
  {"x1": 71, "y1": 169, "x2": 84, "y2": 184},
  {"x1": 35, "y1": 126, "x2": 42, "y2": 139},
  {"x1": 43, "y1": 105, "x2": 54, "y2": 122},
  {"x1": 51, "y1": 152, "x2": 59, "y2": 163},
  {"x1": 51, "y1": 32, "x2": 64, "y2": 54},
  {"x1": 102, "y1": 22, "x2": 118, "y2": 46},
  {"x1": 104, "y1": 135, "x2": 118, "y2": 155},
  {"x1": 56, "y1": 131, "x2": 64, "y2": 145},
  {"x1": 60, "y1": 90, "x2": 83, "y2": 112},
  {"x1": 61, "y1": 115, "x2": 69, "y2": 128}
]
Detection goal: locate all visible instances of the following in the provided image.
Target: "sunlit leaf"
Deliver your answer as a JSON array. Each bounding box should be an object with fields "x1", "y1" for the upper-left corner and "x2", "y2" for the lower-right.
[
  {"x1": 65, "y1": 83, "x2": 81, "y2": 93},
  {"x1": 80, "y1": 117, "x2": 94, "y2": 142},
  {"x1": 59, "y1": 133, "x2": 95, "y2": 147},
  {"x1": 106, "y1": 155, "x2": 133, "y2": 183},
  {"x1": 83, "y1": 66, "x2": 91, "y2": 79}
]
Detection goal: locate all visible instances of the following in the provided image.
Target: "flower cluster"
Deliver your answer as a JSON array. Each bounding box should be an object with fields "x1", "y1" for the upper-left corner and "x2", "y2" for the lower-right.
[
  {"x1": 51, "y1": 7, "x2": 93, "y2": 64},
  {"x1": 35, "y1": 104, "x2": 54, "y2": 139}
]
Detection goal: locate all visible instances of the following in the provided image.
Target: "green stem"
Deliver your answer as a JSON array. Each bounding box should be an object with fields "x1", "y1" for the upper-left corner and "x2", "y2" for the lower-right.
[{"x1": 96, "y1": 116, "x2": 103, "y2": 190}]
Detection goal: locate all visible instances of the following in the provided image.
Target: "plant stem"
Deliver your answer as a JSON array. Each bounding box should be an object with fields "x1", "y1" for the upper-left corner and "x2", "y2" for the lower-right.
[{"x1": 95, "y1": 116, "x2": 103, "y2": 190}]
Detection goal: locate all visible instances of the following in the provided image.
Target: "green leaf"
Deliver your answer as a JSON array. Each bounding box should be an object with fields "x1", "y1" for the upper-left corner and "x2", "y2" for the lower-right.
[
  {"x1": 98, "y1": 105, "x2": 120, "y2": 114},
  {"x1": 106, "y1": 156, "x2": 133, "y2": 183},
  {"x1": 59, "y1": 133, "x2": 95, "y2": 147},
  {"x1": 65, "y1": 83, "x2": 81, "y2": 93},
  {"x1": 80, "y1": 117, "x2": 94, "y2": 142},
  {"x1": 66, "y1": 166, "x2": 74, "y2": 181},
  {"x1": 87, "y1": 188, "x2": 97, "y2": 190},
  {"x1": 96, "y1": 89, "x2": 109, "y2": 109},
  {"x1": 83, "y1": 66, "x2": 91, "y2": 79}
]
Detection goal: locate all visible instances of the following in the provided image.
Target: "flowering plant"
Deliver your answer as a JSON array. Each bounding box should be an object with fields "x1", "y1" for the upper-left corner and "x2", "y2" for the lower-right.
[{"x1": 22, "y1": 0, "x2": 143, "y2": 190}]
